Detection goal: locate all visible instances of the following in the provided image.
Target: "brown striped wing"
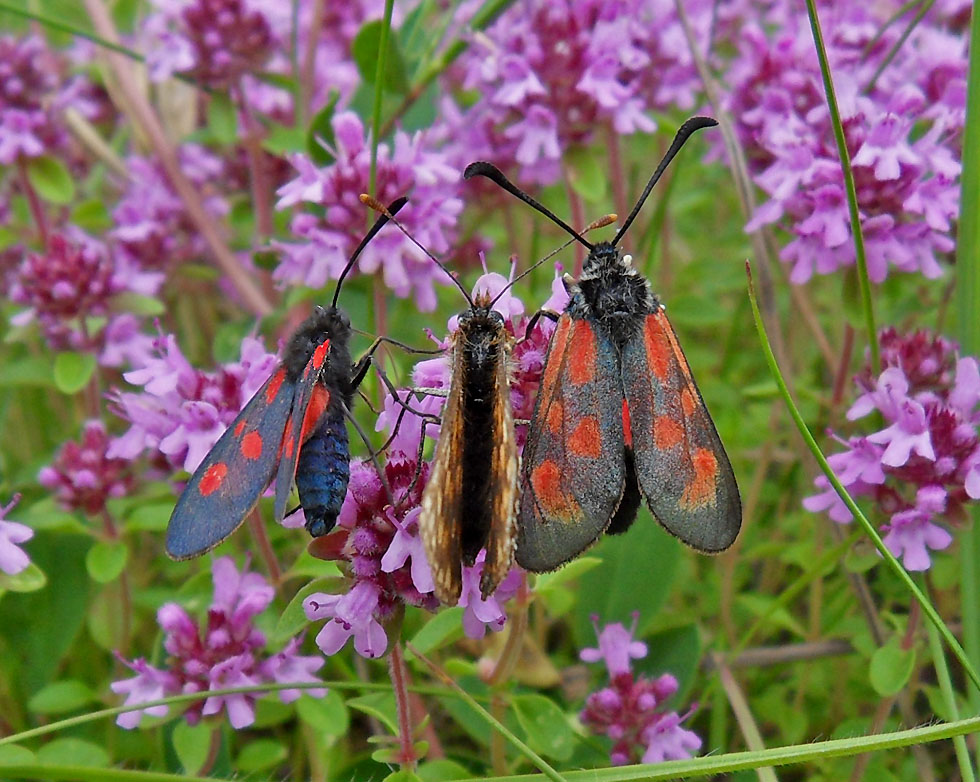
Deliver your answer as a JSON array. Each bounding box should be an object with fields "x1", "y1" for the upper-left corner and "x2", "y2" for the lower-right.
[
  {"x1": 516, "y1": 314, "x2": 626, "y2": 572},
  {"x1": 622, "y1": 309, "x2": 741, "y2": 552}
]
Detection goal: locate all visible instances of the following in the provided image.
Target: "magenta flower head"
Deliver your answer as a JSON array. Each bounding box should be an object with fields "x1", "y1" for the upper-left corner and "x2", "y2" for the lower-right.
[
  {"x1": 0, "y1": 35, "x2": 61, "y2": 164},
  {"x1": 0, "y1": 495, "x2": 33, "y2": 577},
  {"x1": 580, "y1": 615, "x2": 701, "y2": 766},
  {"x1": 274, "y1": 111, "x2": 462, "y2": 311},
  {"x1": 39, "y1": 420, "x2": 134, "y2": 515},
  {"x1": 444, "y1": 0, "x2": 698, "y2": 184},
  {"x1": 109, "y1": 334, "x2": 278, "y2": 475},
  {"x1": 142, "y1": 0, "x2": 276, "y2": 88},
  {"x1": 112, "y1": 556, "x2": 324, "y2": 729},
  {"x1": 805, "y1": 329, "x2": 980, "y2": 570},
  {"x1": 724, "y1": 7, "x2": 963, "y2": 284}
]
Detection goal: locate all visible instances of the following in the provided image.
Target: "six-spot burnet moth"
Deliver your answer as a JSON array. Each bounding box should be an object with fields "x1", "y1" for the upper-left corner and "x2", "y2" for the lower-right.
[
  {"x1": 165, "y1": 198, "x2": 409, "y2": 560},
  {"x1": 464, "y1": 116, "x2": 742, "y2": 572}
]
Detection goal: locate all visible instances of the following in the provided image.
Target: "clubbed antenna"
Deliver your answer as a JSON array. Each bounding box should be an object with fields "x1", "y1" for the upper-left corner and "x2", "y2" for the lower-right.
[
  {"x1": 332, "y1": 196, "x2": 409, "y2": 308},
  {"x1": 359, "y1": 194, "x2": 474, "y2": 307},
  {"x1": 612, "y1": 116, "x2": 717, "y2": 247},
  {"x1": 463, "y1": 162, "x2": 595, "y2": 251}
]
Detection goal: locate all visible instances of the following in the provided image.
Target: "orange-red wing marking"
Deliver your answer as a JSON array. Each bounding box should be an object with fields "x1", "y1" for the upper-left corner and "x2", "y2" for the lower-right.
[
  {"x1": 516, "y1": 314, "x2": 626, "y2": 572},
  {"x1": 274, "y1": 342, "x2": 333, "y2": 523},
  {"x1": 622, "y1": 309, "x2": 741, "y2": 552}
]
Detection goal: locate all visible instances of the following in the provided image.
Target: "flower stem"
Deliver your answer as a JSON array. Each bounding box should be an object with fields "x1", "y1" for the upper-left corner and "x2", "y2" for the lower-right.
[
  {"x1": 247, "y1": 508, "x2": 281, "y2": 587},
  {"x1": 16, "y1": 157, "x2": 49, "y2": 248},
  {"x1": 368, "y1": 0, "x2": 395, "y2": 198},
  {"x1": 804, "y1": 0, "x2": 879, "y2": 373},
  {"x1": 389, "y1": 640, "x2": 418, "y2": 769},
  {"x1": 234, "y1": 84, "x2": 274, "y2": 239}
]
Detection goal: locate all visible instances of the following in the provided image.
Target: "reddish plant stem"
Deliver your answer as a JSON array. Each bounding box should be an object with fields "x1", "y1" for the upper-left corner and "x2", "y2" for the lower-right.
[
  {"x1": 83, "y1": 0, "x2": 274, "y2": 318},
  {"x1": 16, "y1": 157, "x2": 49, "y2": 248},
  {"x1": 831, "y1": 324, "x2": 856, "y2": 409},
  {"x1": 101, "y1": 508, "x2": 133, "y2": 654},
  {"x1": 562, "y1": 177, "x2": 587, "y2": 276},
  {"x1": 247, "y1": 508, "x2": 282, "y2": 587},
  {"x1": 234, "y1": 83, "x2": 274, "y2": 239},
  {"x1": 301, "y1": 0, "x2": 325, "y2": 121},
  {"x1": 606, "y1": 125, "x2": 628, "y2": 220},
  {"x1": 389, "y1": 641, "x2": 418, "y2": 769}
]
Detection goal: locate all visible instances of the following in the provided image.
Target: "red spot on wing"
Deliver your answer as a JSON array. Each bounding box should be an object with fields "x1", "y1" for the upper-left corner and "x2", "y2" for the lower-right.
[
  {"x1": 539, "y1": 318, "x2": 571, "y2": 400},
  {"x1": 655, "y1": 415, "x2": 684, "y2": 449},
  {"x1": 234, "y1": 420, "x2": 246, "y2": 437},
  {"x1": 199, "y1": 463, "x2": 228, "y2": 496},
  {"x1": 531, "y1": 460, "x2": 582, "y2": 521},
  {"x1": 622, "y1": 399, "x2": 632, "y2": 449},
  {"x1": 568, "y1": 417, "x2": 601, "y2": 458},
  {"x1": 546, "y1": 400, "x2": 564, "y2": 434},
  {"x1": 644, "y1": 316, "x2": 671, "y2": 382},
  {"x1": 241, "y1": 431, "x2": 263, "y2": 460},
  {"x1": 312, "y1": 340, "x2": 331, "y2": 370},
  {"x1": 265, "y1": 369, "x2": 286, "y2": 404},
  {"x1": 681, "y1": 388, "x2": 696, "y2": 417},
  {"x1": 300, "y1": 386, "x2": 331, "y2": 443},
  {"x1": 680, "y1": 448, "x2": 719, "y2": 510},
  {"x1": 568, "y1": 320, "x2": 596, "y2": 385}
]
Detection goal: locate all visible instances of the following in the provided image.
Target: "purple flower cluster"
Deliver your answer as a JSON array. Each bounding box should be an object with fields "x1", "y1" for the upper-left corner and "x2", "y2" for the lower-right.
[
  {"x1": 805, "y1": 330, "x2": 980, "y2": 570},
  {"x1": 580, "y1": 616, "x2": 701, "y2": 765},
  {"x1": 109, "y1": 333, "x2": 278, "y2": 475},
  {"x1": 113, "y1": 556, "x2": 324, "y2": 729},
  {"x1": 275, "y1": 111, "x2": 462, "y2": 311},
  {"x1": 0, "y1": 495, "x2": 32, "y2": 577},
  {"x1": 39, "y1": 420, "x2": 134, "y2": 515},
  {"x1": 724, "y1": 4, "x2": 964, "y2": 283},
  {"x1": 443, "y1": 0, "x2": 703, "y2": 184},
  {"x1": 0, "y1": 35, "x2": 61, "y2": 164}
]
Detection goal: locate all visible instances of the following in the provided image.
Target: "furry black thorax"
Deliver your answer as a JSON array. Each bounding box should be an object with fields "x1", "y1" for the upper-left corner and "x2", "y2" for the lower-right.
[
  {"x1": 568, "y1": 242, "x2": 659, "y2": 349},
  {"x1": 283, "y1": 305, "x2": 355, "y2": 403}
]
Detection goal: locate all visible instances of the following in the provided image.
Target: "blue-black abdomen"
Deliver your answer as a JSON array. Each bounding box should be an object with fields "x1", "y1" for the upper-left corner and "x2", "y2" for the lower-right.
[{"x1": 296, "y1": 406, "x2": 350, "y2": 537}]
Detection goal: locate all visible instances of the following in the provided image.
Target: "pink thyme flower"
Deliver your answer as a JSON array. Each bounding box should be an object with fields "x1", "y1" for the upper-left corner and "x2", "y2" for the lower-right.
[
  {"x1": 39, "y1": 421, "x2": 134, "y2": 515},
  {"x1": 443, "y1": 0, "x2": 701, "y2": 184},
  {"x1": 722, "y1": 6, "x2": 963, "y2": 284},
  {"x1": 142, "y1": 0, "x2": 276, "y2": 88},
  {"x1": 0, "y1": 495, "x2": 32, "y2": 577},
  {"x1": 0, "y1": 35, "x2": 61, "y2": 164},
  {"x1": 113, "y1": 557, "x2": 324, "y2": 729},
  {"x1": 805, "y1": 329, "x2": 980, "y2": 570},
  {"x1": 274, "y1": 111, "x2": 462, "y2": 311},
  {"x1": 580, "y1": 615, "x2": 701, "y2": 766},
  {"x1": 108, "y1": 333, "x2": 278, "y2": 474}
]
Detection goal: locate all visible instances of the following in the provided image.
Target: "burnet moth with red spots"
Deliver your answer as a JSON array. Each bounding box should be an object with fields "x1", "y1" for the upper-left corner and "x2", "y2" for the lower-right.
[
  {"x1": 464, "y1": 116, "x2": 741, "y2": 573},
  {"x1": 165, "y1": 198, "x2": 409, "y2": 559}
]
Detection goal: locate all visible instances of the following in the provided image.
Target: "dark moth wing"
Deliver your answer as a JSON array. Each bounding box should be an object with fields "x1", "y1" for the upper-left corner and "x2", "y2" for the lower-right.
[
  {"x1": 516, "y1": 314, "x2": 626, "y2": 572},
  {"x1": 479, "y1": 330, "x2": 519, "y2": 598},
  {"x1": 623, "y1": 309, "x2": 741, "y2": 551},
  {"x1": 166, "y1": 366, "x2": 296, "y2": 559},
  {"x1": 419, "y1": 338, "x2": 467, "y2": 605}
]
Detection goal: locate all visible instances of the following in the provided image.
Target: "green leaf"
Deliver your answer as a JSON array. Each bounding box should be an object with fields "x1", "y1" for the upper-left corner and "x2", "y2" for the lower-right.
[
  {"x1": 26, "y1": 155, "x2": 76, "y2": 205},
  {"x1": 36, "y1": 738, "x2": 109, "y2": 767},
  {"x1": 406, "y1": 606, "x2": 464, "y2": 657},
  {"x1": 348, "y1": 692, "x2": 399, "y2": 735},
  {"x1": 271, "y1": 577, "x2": 338, "y2": 644},
  {"x1": 383, "y1": 769, "x2": 424, "y2": 782},
  {"x1": 634, "y1": 624, "x2": 701, "y2": 704},
  {"x1": 85, "y1": 540, "x2": 129, "y2": 584},
  {"x1": 536, "y1": 557, "x2": 601, "y2": 617},
  {"x1": 126, "y1": 501, "x2": 174, "y2": 532},
  {"x1": 572, "y1": 509, "x2": 680, "y2": 644},
  {"x1": 297, "y1": 690, "x2": 349, "y2": 737},
  {"x1": 71, "y1": 199, "x2": 111, "y2": 231},
  {"x1": 417, "y1": 758, "x2": 473, "y2": 781},
  {"x1": 172, "y1": 720, "x2": 215, "y2": 774},
  {"x1": 110, "y1": 291, "x2": 166, "y2": 316},
  {"x1": 565, "y1": 145, "x2": 608, "y2": 203},
  {"x1": 352, "y1": 19, "x2": 410, "y2": 94},
  {"x1": 53, "y1": 352, "x2": 97, "y2": 394},
  {"x1": 0, "y1": 745, "x2": 36, "y2": 767},
  {"x1": 307, "y1": 90, "x2": 340, "y2": 166},
  {"x1": 512, "y1": 694, "x2": 574, "y2": 761},
  {"x1": 0, "y1": 562, "x2": 47, "y2": 593},
  {"x1": 207, "y1": 92, "x2": 238, "y2": 145},
  {"x1": 869, "y1": 637, "x2": 916, "y2": 697},
  {"x1": 262, "y1": 122, "x2": 307, "y2": 156},
  {"x1": 27, "y1": 679, "x2": 96, "y2": 714},
  {"x1": 235, "y1": 739, "x2": 287, "y2": 773},
  {"x1": 0, "y1": 356, "x2": 54, "y2": 388}
]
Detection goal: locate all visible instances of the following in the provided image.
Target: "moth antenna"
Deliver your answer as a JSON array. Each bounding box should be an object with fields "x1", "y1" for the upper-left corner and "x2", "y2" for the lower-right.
[
  {"x1": 360, "y1": 193, "x2": 474, "y2": 308},
  {"x1": 612, "y1": 116, "x2": 717, "y2": 247},
  {"x1": 489, "y1": 213, "x2": 617, "y2": 309},
  {"x1": 332, "y1": 196, "x2": 409, "y2": 309},
  {"x1": 463, "y1": 161, "x2": 595, "y2": 251}
]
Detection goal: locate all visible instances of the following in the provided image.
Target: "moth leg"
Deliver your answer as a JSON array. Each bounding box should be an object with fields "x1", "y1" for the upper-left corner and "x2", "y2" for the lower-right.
[
  {"x1": 520, "y1": 309, "x2": 561, "y2": 344},
  {"x1": 395, "y1": 418, "x2": 435, "y2": 506},
  {"x1": 351, "y1": 335, "x2": 444, "y2": 389},
  {"x1": 343, "y1": 402, "x2": 395, "y2": 507}
]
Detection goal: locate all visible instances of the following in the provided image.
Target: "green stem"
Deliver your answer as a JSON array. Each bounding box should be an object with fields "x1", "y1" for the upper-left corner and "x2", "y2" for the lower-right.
[
  {"x1": 745, "y1": 263, "x2": 980, "y2": 695},
  {"x1": 803, "y1": 0, "x2": 879, "y2": 373},
  {"x1": 923, "y1": 579, "x2": 975, "y2": 782},
  {"x1": 864, "y1": 0, "x2": 935, "y2": 93}
]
